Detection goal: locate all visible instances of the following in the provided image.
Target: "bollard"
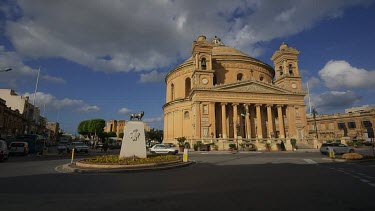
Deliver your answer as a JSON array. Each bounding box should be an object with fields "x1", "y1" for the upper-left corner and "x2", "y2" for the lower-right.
[
  {"x1": 183, "y1": 148, "x2": 188, "y2": 162},
  {"x1": 328, "y1": 147, "x2": 335, "y2": 159},
  {"x1": 71, "y1": 148, "x2": 75, "y2": 164}
]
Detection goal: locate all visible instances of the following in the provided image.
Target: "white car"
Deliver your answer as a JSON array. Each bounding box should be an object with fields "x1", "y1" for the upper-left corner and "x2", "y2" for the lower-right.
[
  {"x1": 67, "y1": 142, "x2": 89, "y2": 153},
  {"x1": 320, "y1": 143, "x2": 354, "y2": 155},
  {"x1": 150, "y1": 144, "x2": 179, "y2": 155}
]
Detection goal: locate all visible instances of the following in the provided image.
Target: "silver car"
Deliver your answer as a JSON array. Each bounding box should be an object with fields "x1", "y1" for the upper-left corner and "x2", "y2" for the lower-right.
[
  {"x1": 150, "y1": 144, "x2": 178, "y2": 155},
  {"x1": 320, "y1": 143, "x2": 354, "y2": 155}
]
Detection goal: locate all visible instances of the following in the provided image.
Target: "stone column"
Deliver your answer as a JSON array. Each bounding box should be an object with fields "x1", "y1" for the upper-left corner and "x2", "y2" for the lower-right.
[
  {"x1": 277, "y1": 105, "x2": 285, "y2": 138},
  {"x1": 233, "y1": 103, "x2": 238, "y2": 138},
  {"x1": 244, "y1": 104, "x2": 251, "y2": 139},
  {"x1": 221, "y1": 103, "x2": 227, "y2": 138},
  {"x1": 256, "y1": 104, "x2": 263, "y2": 138},
  {"x1": 209, "y1": 102, "x2": 216, "y2": 138},
  {"x1": 195, "y1": 102, "x2": 201, "y2": 138},
  {"x1": 266, "y1": 104, "x2": 274, "y2": 138}
]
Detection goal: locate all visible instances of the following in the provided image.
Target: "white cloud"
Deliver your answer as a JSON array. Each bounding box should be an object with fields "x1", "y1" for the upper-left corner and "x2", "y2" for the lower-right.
[
  {"x1": 139, "y1": 70, "x2": 167, "y2": 83},
  {"x1": 0, "y1": 46, "x2": 66, "y2": 88},
  {"x1": 308, "y1": 91, "x2": 362, "y2": 113},
  {"x1": 118, "y1": 107, "x2": 132, "y2": 114},
  {"x1": 143, "y1": 116, "x2": 163, "y2": 123},
  {"x1": 303, "y1": 77, "x2": 321, "y2": 90},
  {"x1": 77, "y1": 105, "x2": 100, "y2": 113},
  {"x1": 319, "y1": 60, "x2": 375, "y2": 89},
  {"x1": 2, "y1": 0, "x2": 370, "y2": 73},
  {"x1": 22, "y1": 92, "x2": 99, "y2": 113}
]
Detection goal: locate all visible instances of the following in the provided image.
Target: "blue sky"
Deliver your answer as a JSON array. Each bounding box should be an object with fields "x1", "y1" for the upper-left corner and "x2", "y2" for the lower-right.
[{"x1": 0, "y1": 0, "x2": 374, "y2": 134}]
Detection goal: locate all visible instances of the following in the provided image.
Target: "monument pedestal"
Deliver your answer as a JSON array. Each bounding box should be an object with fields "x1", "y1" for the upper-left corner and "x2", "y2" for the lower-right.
[{"x1": 119, "y1": 121, "x2": 147, "y2": 159}]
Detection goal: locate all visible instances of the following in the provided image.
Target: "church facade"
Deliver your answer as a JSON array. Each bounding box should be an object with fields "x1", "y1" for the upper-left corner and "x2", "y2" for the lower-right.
[{"x1": 163, "y1": 35, "x2": 307, "y2": 146}]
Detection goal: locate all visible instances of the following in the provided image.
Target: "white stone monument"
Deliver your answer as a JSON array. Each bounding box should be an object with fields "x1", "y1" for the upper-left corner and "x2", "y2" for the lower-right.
[{"x1": 119, "y1": 121, "x2": 147, "y2": 159}]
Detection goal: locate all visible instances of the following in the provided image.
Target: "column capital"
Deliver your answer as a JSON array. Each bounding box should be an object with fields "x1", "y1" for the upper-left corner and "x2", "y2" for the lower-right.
[
  {"x1": 220, "y1": 102, "x2": 227, "y2": 106},
  {"x1": 266, "y1": 104, "x2": 274, "y2": 107},
  {"x1": 232, "y1": 103, "x2": 239, "y2": 106},
  {"x1": 276, "y1": 104, "x2": 284, "y2": 108},
  {"x1": 255, "y1": 103, "x2": 263, "y2": 107}
]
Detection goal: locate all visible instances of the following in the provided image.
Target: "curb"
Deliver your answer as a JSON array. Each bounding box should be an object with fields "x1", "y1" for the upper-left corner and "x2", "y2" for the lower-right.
[
  {"x1": 322, "y1": 157, "x2": 375, "y2": 163},
  {"x1": 56, "y1": 160, "x2": 195, "y2": 173}
]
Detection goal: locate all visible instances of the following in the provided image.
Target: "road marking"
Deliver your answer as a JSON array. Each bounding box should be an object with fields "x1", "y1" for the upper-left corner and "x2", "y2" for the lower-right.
[
  {"x1": 360, "y1": 179, "x2": 370, "y2": 183},
  {"x1": 303, "y1": 159, "x2": 317, "y2": 164}
]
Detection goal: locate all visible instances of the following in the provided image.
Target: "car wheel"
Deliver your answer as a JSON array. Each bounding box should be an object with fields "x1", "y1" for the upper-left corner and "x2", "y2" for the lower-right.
[
  {"x1": 349, "y1": 149, "x2": 354, "y2": 153},
  {"x1": 151, "y1": 151, "x2": 156, "y2": 154}
]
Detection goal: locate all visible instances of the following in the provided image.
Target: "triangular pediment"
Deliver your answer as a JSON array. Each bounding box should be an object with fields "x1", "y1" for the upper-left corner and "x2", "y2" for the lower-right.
[{"x1": 213, "y1": 80, "x2": 293, "y2": 94}]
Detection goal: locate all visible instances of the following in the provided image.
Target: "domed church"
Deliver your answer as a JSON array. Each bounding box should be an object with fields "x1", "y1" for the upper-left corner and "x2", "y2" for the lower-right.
[{"x1": 163, "y1": 35, "x2": 307, "y2": 149}]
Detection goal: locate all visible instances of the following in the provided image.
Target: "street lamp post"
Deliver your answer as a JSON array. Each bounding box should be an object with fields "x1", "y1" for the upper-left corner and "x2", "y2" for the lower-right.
[{"x1": 312, "y1": 107, "x2": 318, "y2": 139}]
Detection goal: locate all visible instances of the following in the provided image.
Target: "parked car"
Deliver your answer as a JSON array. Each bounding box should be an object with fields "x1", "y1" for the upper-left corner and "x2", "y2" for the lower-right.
[
  {"x1": 0, "y1": 140, "x2": 9, "y2": 161},
  {"x1": 67, "y1": 142, "x2": 89, "y2": 153},
  {"x1": 320, "y1": 143, "x2": 354, "y2": 155},
  {"x1": 150, "y1": 144, "x2": 178, "y2": 155},
  {"x1": 57, "y1": 141, "x2": 68, "y2": 153},
  {"x1": 163, "y1": 143, "x2": 176, "y2": 148},
  {"x1": 9, "y1": 141, "x2": 29, "y2": 155}
]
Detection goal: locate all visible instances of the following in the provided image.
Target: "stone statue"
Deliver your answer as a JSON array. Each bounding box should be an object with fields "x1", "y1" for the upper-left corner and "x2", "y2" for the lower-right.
[{"x1": 130, "y1": 111, "x2": 144, "y2": 121}]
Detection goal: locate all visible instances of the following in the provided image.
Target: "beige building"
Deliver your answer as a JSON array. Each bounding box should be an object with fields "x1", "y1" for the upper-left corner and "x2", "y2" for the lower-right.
[
  {"x1": 46, "y1": 122, "x2": 60, "y2": 141},
  {"x1": 307, "y1": 107, "x2": 375, "y2": 141},
  {"x1": 163, "y1": 35, "x2": 307, "y2": 146},
  {"x1": 0, "y1": 89, "x2": 42, "y2": 134},
  {"x1": 105, "y1": 120, "x2": 151, "y2": 139},
  {"x1": 0, "y1": 98, "x2": 25, "y2": 138}
]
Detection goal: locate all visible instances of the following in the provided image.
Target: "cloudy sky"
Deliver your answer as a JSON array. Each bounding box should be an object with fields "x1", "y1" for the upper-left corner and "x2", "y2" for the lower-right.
[{"x1": 0, "y1": 0, "x2": 374, "y2": 134}]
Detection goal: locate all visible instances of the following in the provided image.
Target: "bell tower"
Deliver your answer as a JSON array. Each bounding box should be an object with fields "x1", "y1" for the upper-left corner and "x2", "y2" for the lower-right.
[
  {"x1": 191, "y1": 35, "x2": 215, "y2": 88},
  {"x1": 271, "y1": 43, "x2": 302, "y2": 91}
]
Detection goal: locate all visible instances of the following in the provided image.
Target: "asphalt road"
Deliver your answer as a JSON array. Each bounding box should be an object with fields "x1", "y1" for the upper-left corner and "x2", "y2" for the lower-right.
[{"x1": 1, "y1": 151, "x2": 375, "y2": 211}]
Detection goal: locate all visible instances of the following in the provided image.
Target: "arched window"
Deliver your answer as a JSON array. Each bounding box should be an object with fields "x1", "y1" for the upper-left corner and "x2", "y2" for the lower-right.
[
  {"x1": 201, "y1": 58, "x2": 207, "y2": 70},
  {"x1": 259, "y1": 75, "x2": 264, "y2": 81},
  {"x1": 184, "y1": 111, "x2": 189, "y2": 119},
  {"x1": 171, "y1": 83, "x2": 175, "y2": 101},
  {"x1": 288, "y1": 64, "x2": 293, "y2": 75},
  {"x1": 237, "y1": 73, "x2": 243, "y2": 81},
  {"x1": 185, "y1": 78, "x2": 191, "y2": 98},
  {"x1": 279, "y1": 66, "x2": 283, "y2": 76}
]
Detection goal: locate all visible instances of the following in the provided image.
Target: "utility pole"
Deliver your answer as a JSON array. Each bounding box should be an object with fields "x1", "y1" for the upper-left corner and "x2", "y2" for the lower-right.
[{"x1": 312, "y1": 107, "x2": 318, "y2": 139}]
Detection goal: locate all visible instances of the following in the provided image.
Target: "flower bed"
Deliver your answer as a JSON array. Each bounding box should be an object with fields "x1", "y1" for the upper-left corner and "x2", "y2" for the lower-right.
[{"x1": 82, "y1": 154, "x2": 179, "y2": 165}]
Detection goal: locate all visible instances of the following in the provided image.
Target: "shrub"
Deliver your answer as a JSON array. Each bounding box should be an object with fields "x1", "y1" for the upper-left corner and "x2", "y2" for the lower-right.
[
  {"x1": 176, "y1": 137, "x2": 187, "y2": 147},
  {"x1": 341, "y1": 153, "x2": 363, "y2": 160},
  {"x1": 229, "y1": 143, "x2": 237, "y2": 150},
  {"x1": 264, "y1": 142, "x2": 272, "y2": 150},
  {"x1": 290, "y1": 139, "x2": 297, "y2": 147}
]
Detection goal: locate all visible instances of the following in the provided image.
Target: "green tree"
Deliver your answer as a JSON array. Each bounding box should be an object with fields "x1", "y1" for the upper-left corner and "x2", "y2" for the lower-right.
[
  {"x1": 89, "y1": 119, "x2": 106, "y2": 134},
  {"x1": 145, "y1": 128, "x2": 163, "y2": 142},
  {"x1": 107, "y1": 132, "x2": 117, "y2": 137},
  {"x1": 118, "y1": 133, "x2": 124, "y2": 139},
  {"x1": 77, "y1": 120, "x2": 90, "y2": 136}
]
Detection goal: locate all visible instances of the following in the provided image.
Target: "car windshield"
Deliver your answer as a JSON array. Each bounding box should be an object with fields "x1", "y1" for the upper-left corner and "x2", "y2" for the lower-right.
[{"x1": 11, "y1": 143, "x2": 25, "y2": 147}]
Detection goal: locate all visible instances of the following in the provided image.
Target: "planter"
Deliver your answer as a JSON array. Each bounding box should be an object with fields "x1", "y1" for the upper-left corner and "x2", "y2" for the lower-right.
[{"x1": 179, "y1": 146, "x2": 185, "y2": 152}]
